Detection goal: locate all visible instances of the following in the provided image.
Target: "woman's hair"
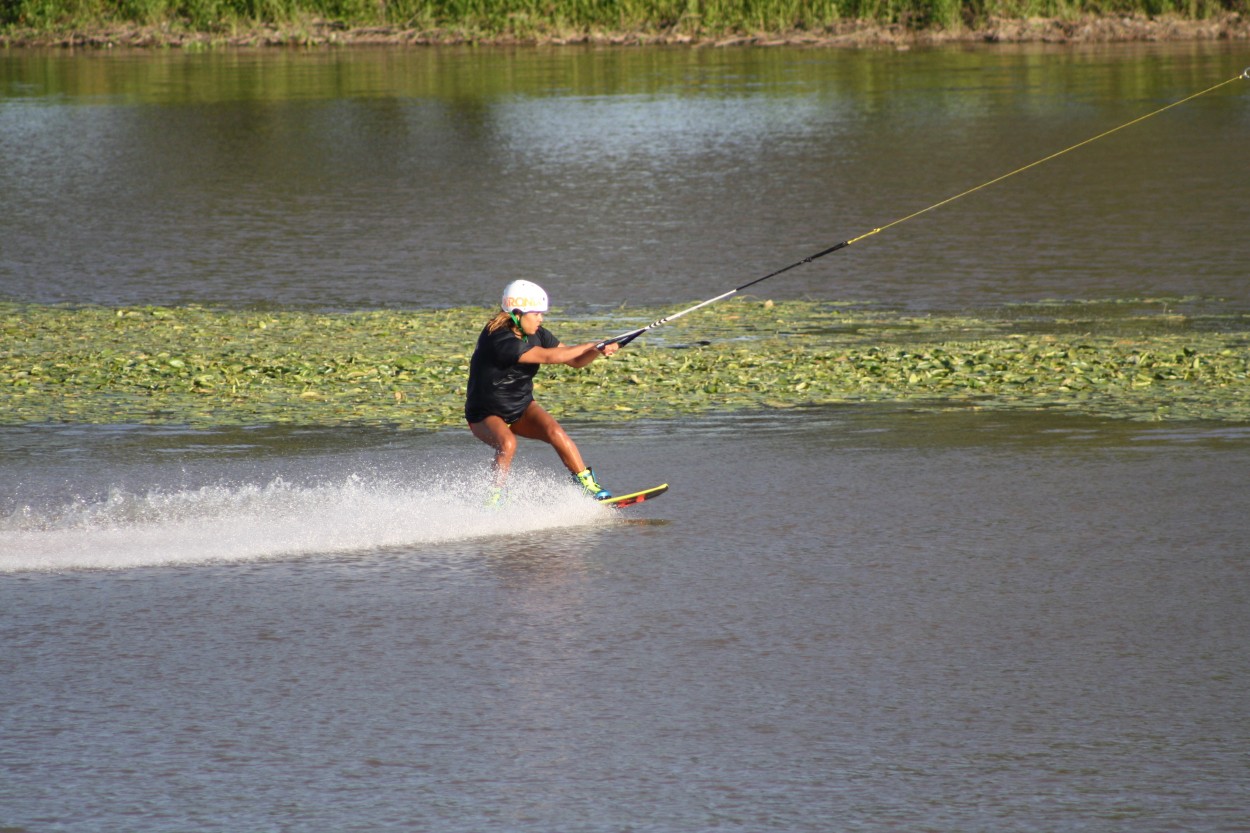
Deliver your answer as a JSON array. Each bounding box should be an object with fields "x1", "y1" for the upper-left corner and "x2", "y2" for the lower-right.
[{"x1": 486, "y1": 310, "x2": 520, "y2": 335}]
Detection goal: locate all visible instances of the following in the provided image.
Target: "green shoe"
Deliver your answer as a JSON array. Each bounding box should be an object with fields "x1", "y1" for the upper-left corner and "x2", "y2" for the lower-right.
[
  {"x1": 573, "y1": 467, "x2": 612, "y2": 501},
  {"x1": 484, "y1": 485, "x2": 506, "y2": 508}
]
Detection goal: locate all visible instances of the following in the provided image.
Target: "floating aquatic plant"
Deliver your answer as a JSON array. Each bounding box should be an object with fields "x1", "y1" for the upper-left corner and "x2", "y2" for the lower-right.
[{"x1": 2, "y1": 300, "x2": 1248, "y2": 428}]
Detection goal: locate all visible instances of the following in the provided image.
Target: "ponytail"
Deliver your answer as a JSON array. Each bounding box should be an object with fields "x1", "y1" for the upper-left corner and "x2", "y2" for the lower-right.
[{"x1": 486, "y1": 310, "x2": 519, "y2": 335}]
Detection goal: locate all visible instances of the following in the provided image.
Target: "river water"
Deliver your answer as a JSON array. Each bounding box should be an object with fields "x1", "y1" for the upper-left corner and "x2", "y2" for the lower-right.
[{"x1": 2, "y1": 43, "x2": 1249, "y2": 832}]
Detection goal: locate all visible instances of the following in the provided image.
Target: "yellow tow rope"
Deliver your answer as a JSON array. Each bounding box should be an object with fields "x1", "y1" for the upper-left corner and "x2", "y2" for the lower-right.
[
  {"x1": 603, "y1": 68, "x2": 1248, "y2": 349},
  {"x1": 848, "y1": 69, "x2": 1250, "y2": 246}
]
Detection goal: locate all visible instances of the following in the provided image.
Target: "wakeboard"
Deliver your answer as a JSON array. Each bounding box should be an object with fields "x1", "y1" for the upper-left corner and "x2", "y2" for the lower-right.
[{"x1": 599, "y1": 483, "x2": 668, "y2": 508}]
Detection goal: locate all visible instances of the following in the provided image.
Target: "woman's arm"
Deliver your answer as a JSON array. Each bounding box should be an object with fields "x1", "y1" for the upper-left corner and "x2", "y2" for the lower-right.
[{"x1": 520, "y1": 342, "x2": 618, "y2": 368}]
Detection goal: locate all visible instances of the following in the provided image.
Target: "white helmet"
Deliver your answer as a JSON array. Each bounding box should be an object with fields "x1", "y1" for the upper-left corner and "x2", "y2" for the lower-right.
[{"x1": 501, "y1": 280, "x2": 549, "y2": 314}]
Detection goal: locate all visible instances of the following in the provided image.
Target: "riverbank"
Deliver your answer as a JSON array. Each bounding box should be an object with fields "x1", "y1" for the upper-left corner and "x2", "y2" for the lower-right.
[{"x1": 3, "y1": 12, "x2": 1248, "y2": 49}]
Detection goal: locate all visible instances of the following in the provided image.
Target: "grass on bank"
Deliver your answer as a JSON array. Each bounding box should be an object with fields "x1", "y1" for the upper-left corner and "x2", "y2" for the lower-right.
[
  {"x1": 3, "y1": 0, "x2": 1247, "y2": 41},
  {"x1": 3, "y1": 299, "x2": 1249, "y2": 429}
]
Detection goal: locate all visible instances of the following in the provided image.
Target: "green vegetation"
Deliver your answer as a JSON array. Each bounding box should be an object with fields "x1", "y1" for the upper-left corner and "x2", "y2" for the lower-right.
[
  {"x1": 4, "y1": 299, "x2": 1248, "y2": 429},
  {"x1": 1, "y1": 0, "x2": 1245, "y2": 42}
]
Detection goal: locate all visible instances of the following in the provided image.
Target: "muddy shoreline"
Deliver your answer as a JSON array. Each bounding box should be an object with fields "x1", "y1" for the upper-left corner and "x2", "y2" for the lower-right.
[{"x1": 3, "y1": 13, "x2": 1248, "y2": 49}]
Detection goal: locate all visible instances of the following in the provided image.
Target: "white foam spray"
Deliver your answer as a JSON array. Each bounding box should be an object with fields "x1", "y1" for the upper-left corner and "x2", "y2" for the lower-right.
[{"x1": 0, "y1": 468, "x2": 611, "y2": 573}]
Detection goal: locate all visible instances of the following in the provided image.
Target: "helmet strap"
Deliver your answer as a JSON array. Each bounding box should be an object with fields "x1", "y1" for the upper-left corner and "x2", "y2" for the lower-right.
[{"x1": 508, "y1": 310, "x2": 528, "y2": 342}]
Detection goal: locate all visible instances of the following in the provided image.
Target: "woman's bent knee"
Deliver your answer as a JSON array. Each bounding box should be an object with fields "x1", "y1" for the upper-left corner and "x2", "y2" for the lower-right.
[{"x1": 470, "y1": 418, "x2": 516, "y2": 454}]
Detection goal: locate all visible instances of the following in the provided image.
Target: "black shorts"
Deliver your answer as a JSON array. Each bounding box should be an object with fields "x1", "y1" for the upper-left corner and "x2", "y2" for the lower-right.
[{"x1": 465, "y1": 400, "x2": 532, "y2": 426}]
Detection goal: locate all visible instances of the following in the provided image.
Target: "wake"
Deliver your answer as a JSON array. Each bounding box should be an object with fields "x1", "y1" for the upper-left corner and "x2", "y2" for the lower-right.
[{"x1": 0, "y1": 470, "x2": 610, "y2": 573}]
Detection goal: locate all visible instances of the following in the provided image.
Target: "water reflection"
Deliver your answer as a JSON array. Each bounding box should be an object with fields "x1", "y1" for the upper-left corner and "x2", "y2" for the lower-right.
[{"x1": 2, "y1": 44, "x2": 1246, "y2": 311}]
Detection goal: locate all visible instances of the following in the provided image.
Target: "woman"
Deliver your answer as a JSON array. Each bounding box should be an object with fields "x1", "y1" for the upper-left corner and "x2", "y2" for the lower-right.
[{"x1": 465, "y1": 280, "x2": 619, "y2": 502}]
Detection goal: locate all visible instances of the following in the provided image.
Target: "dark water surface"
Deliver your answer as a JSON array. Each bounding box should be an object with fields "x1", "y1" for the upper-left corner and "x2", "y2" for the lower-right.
[
  {"x1": 2, "y1": 43, "x2": 1247, "y2": 313},
  {"x1": 3, "y1": 42, "x2": 1250, "y2": 832},
  {"x1": 3, "y1": 411, "x2": 1250, "y2": 831}
]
